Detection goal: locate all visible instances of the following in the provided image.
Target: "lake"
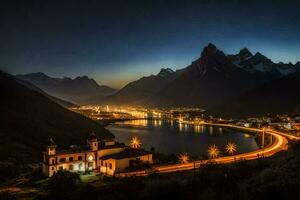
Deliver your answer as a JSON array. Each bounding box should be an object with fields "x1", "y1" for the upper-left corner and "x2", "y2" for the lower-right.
[{"x1": 107, "y1": 119, "x2": 271, "y2": 157}]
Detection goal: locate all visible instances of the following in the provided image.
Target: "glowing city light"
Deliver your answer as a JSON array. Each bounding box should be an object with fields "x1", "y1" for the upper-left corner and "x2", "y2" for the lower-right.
[
  {"x1": 225, "y1": 142, "x2": 238, "y2": 155},
  {"x1": 179, "y1": 152, "x2": 189, "y2": 163},
  {"x1": 208, "y1": 144, "x2": 220, "y2": 159},
  {"x1": 88, "y1": 155, "x2": 93, "y2": 161},
  {"x1": 130, "y1": 137, "x2": 142, "y2": 149}
]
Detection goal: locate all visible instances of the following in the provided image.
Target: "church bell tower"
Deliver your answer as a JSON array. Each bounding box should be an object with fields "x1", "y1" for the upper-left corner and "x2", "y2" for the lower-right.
[
  {"x1": 87, "y1": 132, "x2": 98, "y2": 151},
  {"x1": 46, "y1": 138, "x2": 56, "y2": 155}
]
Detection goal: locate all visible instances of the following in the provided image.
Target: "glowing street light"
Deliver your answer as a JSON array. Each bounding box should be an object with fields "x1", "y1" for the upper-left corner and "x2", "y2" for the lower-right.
[
  {"x1": 225, "y1": 142, "x2": 238, "y2": 155},
  {"x1": 208, "y1": 144, "x2": 220, "y2": 159},
  {"x1": 179, "y1": 152, "x2": 189, "y2": 163},
  {"x1": 130, "y1": 137, "x2": 142, "y2": 149}
]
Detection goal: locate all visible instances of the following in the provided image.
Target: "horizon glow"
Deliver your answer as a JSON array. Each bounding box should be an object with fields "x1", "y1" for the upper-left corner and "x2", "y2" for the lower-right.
[{"x1": 1, "y1": 0, "x2": 300, "y2": 89}]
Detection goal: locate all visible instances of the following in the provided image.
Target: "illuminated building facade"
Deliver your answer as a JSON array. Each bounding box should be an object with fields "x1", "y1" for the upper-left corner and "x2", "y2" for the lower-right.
[{"x1": 42, "y1": 133, "x2": 152, "y2": 177}]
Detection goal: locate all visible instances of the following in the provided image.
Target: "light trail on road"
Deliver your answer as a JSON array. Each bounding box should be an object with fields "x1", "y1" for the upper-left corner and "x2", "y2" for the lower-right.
[{"x1": 117, "y1": 124, "x2": 292, "y2": 177}]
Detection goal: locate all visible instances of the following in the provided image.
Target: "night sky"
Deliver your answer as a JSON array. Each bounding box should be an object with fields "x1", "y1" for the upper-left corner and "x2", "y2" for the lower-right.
[{"x1": 1, "y1": 0, "x2": 300, "y2": 88}]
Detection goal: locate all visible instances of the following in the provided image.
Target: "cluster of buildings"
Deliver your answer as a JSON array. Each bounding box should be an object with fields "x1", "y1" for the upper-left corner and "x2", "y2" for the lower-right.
[
  {"x1": 42, "y1": 133, "x2": 153, "y2": 177},
  {"x1": 234, "y1": 115, "x2": 300, "y2": 132},
  {"x1": 70, "y1": 105, "x2": 204, "y2": 121}
]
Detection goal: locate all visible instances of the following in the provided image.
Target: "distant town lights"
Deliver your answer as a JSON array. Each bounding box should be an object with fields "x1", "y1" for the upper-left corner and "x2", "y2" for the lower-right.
[{"x1": 88, "y1": 155, "x2": 93, "y2": 161}]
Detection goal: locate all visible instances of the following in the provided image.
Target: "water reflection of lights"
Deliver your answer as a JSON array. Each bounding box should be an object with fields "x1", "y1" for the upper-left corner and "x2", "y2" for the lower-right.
[
  {"x1": 178, "y1": 123, "x2": 189, "y2": 132},
  {"x1": 127, "y1": 119, "x2": 148, "y2": 127},
  {"x1": 193, "y1": 125, "x2": 205, "y2": 134},
  {"x1": 153, "y1": 120, "x2": 162, "y2": 127},
  {"x1": 209, "y1": 126, "x2": 213, "y2": 135},
  {"x1": 184, "y1": 124, "x2": 188, "y2": 131},
  {"x1": 194, "y1": 125, "x2": 201, "y2": 133},
  {"x1": 179, "y1": 123, "x2": 183, "y2": 132},
  {"x1": 201, "y1": 125, "x2": 205, "y2": 133},
  {"x1": 219, "y1": 127, "x2": 223, "y2": 134}
]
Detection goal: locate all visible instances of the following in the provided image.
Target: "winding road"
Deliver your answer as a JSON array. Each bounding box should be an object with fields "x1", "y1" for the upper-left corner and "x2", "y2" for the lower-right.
[{"x1": 117, "y1": 123, "x2": 294, "y2": 177}]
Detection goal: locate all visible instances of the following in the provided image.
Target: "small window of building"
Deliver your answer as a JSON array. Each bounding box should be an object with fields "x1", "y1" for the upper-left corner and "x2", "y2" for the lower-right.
[
  {"x1": 69, "y1": 157, "x2": 74, "y2": 162},
  {"x1": 51, "y1": 159, "x2": 55, "y2": 164},
  {"x1": 69, "y1": 164, "x2": 73, "y2": 170},
  {"x1": 101, "y1": 161, "x2": 104, "y2": 166},
  {"x1": 59, "y1": 166, "x2": 63, "y2": 170},
  {"x1": 78, "y1": 156, "x2": 82, "y2": 160},
  {"x1": 105, "y1": 162, "x2": 107, "y2": 167},
  {"x1": 59, "y1": 158, "x2": 66, "y2": 163},
  {"x1": 109, "y1": 163, "x2": 112, "y2": 169},
  {"x1": 51, "y1": 167, "x2": 54, "y2": 170},
  {"x1": 88, "y1": 162, "x2": 93, "y2": 167},
  {"x1": 79, "y1": 163, "x2": 82, "y2": 170}
]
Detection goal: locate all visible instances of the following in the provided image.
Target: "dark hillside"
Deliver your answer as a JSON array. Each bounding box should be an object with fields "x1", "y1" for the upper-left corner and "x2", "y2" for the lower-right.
[
  {"x1": 0, "y1": 71, "x2": 113, "y2": 166},
  {"x1": 208, "y1": 70, "x2": 300, "y2": 118}
]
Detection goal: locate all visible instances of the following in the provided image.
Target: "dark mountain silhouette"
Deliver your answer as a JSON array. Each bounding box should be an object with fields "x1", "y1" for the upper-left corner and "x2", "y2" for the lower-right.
[
  {"x1": 102, "y1": 44, "x2": 293, "y2": 108},
  {"x1": 102, "y1": 68, "x2": 184, "y2": 105},
  {"x1": 237, "y1": 48, "x2": 253, "y2": 60},
  {"x1": 16, "y1": 73, "x2": 116, "y2": 105},
  {"x1": 0, "y1": 71, "x2": 113, "y2": 165},
  {"x1": 15, "y1": 44, "x2": 300, "y2": 110},
  {"x1": 208, "y1": 70, "x2": 300, "y2": 118},
  {"x1": 15, "y1": 78, "x2": 77, "y2": 108},
  {"x1": 145, "y1": 44, "x2": 280, "y2": 108}
]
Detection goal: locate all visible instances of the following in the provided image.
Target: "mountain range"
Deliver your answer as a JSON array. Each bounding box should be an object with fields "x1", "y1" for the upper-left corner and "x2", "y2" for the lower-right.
[
  {"x1": 144, "y1": 44, "x2": 282, "y2": 108},
  {"x1": 0, "y1": 70, "x2": 113, "y2": 174},
  {"x1": 102, "y1": 43, "x2": 299, "y2": 110},
  {"x1": 16, "y1": 43, "x2": 300, "y2": 117},
  {"x1": 16, "y1": 73, "x2": 116, "y2": 105},
  {"x1": 102, "y1": 68, "x2": 184, "y2": 105}
]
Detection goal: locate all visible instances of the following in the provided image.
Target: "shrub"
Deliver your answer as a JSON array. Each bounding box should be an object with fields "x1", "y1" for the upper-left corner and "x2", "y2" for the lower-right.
[{"x1": 46, "y1": 170, "x2": 81, "y2": 199}]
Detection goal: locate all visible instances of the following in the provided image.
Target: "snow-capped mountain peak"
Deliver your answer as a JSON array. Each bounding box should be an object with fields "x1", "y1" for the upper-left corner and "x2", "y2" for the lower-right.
[{"x1": 229, "y1": 49, "x2": 300, "y2": 75}]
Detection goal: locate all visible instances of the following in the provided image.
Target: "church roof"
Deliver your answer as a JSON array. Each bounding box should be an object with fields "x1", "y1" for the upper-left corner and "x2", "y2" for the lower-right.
[
  {"x1": 48, "y1": 138, "x2": 56, "y2": 147},
  {"x1": 88, "y1": 131, "x2": 97, "y2": 141},
  {"x1": 55, "y1": 145, "x2": 90, "y2": 154},
  {"x1": 100, "y1": 148, "x2": 151, "y2": 160}
]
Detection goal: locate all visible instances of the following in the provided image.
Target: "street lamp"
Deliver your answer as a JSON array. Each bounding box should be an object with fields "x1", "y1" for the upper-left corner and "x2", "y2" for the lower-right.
[
  {"x1": 179, "y1": 152, "x2": 189, "y2": 163},
  {"x1": 130, "y1": 137, "x2": 142, "y2": 149},
  {"x1": 225, "y1": 142, "x2": 238, "y2": 155},
  {"x1": 208, "y1": 144, "x2": 220, "y2": 159}
]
